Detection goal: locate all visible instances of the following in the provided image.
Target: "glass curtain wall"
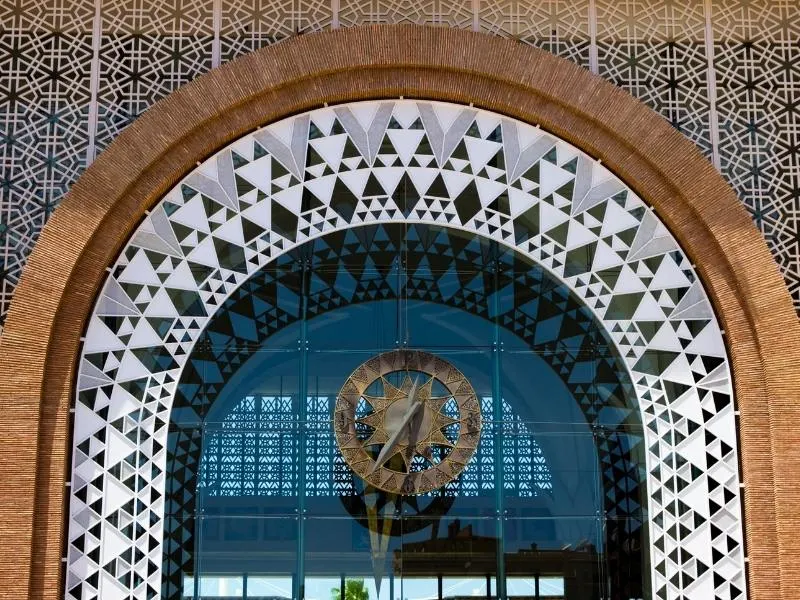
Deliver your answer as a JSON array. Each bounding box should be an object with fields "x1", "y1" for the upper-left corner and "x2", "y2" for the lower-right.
[{"x1": 164, "y1": 223, "x2": 648, "y2": 600}]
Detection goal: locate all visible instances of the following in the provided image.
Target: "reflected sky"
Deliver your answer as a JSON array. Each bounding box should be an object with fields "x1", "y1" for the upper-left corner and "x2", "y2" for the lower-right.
[{"x1": 183, "y1": 575, "x2": 566, "y2": 599}]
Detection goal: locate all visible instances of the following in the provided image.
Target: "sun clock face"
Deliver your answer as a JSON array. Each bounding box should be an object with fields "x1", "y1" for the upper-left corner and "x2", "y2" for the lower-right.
[{"x1": 333, "y1": 349, "x2": 482, "y2": 495}]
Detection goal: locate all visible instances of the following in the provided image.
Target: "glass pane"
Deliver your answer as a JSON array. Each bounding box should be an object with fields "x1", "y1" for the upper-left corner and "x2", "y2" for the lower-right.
[
  {"x1": 197, "y1": 256, "x2": 305, "y2": 355},
  {"x1": 166, "y1": 515, "x2": 197, "y2": 599},
  {"x1": 442, "y1": 576, "x2": 492, "y2": 598},
  {"x1": 304, "y1": 577, "x2": 341, "y2": 600},
  {"x1": 499, "y1": 346, "x2": 599, "y2": 427},
  {"x1": 305, "y1": 224, "x2": 400, "y2": 352},
  {"x1": 401, "y1": 517, "x2": 499, "y2": 598},
  {"x1": 196, "y1": 333, "x2": 303, "y2": 515},
  {"x1": 402, "y1": 224, "x2": 496, "y2": 351},
  {"x1": 195, "y1": 516, "x2": 298, "y2": 597},
  {"x1": 307, "y1": 300, "x2": 399, "y2": 351},
  {"x1": 199, "y1": 419, "x2": 299, "y2": 515},
  {"x1": 504, "y1": 517, "x2": 604, "y2": 599},
  {"x1": 506, "y1": 577, "x2": 535, "y2": 597},
  {"x1": 540, "y1": 577, "x2": 566, "y2": 597},
  {"x1": 305, "y1": 517, "x2": 398, "y2": 600},
  {"x1": 400, "y1": 577, "x2": 438, "y2": 599},
  {"x1": 199, "y1": 576, "x2": 244, "y2": 597},
  {"x1": 492, "y1": 247, "x2": 597, "y2": 353},
  {"x1": 247, "y1": 576, "x2": 292, "y2": 598},
  {"x1": 502, "y1": 429, "x2": 601, "y2": 519}
]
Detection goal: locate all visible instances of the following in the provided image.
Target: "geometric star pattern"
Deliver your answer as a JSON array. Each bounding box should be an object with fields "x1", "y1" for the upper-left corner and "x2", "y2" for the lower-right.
[
  {"x1": 479, "y1": 0, "x2": 592, "y2": 68},
  {"x1": 3, "y1": 1, "x2": 800, "y2": 332},
  {"x1": 339, "y1": 0, "x2": 473, "y2": 29},
  {"x1": 68, "y1": 100, "x2": 744, "y2": 600},
  {"x1": 713, "y1": 0, "x2": 800, "y2": 310},
  {"x1": 93, "y1": 1, "x2": 216, "y2": 155},
  {"x1": 595, "y1": 0, "x2": 714, "y2": 157},
  {"x1": 0, "y1": 0, "x2": 94, "y2": 330}
]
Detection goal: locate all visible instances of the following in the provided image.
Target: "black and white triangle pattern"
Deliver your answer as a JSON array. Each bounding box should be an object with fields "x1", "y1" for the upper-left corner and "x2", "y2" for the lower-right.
[{"x1": 68, "y1": 101, "x2": 744, "y2": 600}]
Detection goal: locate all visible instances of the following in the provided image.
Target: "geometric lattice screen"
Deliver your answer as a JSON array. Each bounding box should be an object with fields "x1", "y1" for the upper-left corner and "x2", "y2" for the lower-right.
[
  {"x1": 68, "y1": 99, "x2": 745, "y2": 600},
  {"x1": 2, "y1": 1, "x2": 799, "y2": 334}
]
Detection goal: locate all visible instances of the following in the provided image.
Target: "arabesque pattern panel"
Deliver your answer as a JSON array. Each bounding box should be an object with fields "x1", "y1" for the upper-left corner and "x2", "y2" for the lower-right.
[
  {"x1": 219, "y1": 0, "x2": 333, "y2": 62},
  {"x1": 595, "y1": 0, "x2": 714, "y2": 157},
  {"x1": 338, "y1": 0, "x2": 473, "y2": 28},
  {"x1": 478, "y1": 0, "x2": 592, "y2": 68},
  {"x1": 712, "y1": 0, "x2": 800, "y2": 308},
  {"x1": 94, "y1": 0, "x2": 215, "y2": 154},
  {"x1": 0, "y1": 0, "x2": 94, "y2": 326}
]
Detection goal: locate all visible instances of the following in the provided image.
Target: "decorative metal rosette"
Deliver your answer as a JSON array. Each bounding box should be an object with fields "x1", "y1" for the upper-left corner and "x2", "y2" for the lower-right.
[{"x1": 333, "y1": 349, "x2": 482, "y2": 495}]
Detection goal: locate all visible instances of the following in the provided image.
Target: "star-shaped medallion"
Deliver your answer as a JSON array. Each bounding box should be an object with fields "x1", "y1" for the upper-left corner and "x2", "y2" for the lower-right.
[
  {"x1": 335, "y1": 350, "x2": 482, "y2": 496},
  {"x1": 357, "y1": 374, "x2": 459, "y2": 473}
]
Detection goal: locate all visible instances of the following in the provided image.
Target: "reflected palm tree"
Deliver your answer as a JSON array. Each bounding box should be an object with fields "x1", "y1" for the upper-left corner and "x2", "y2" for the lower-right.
[{"x1": 330, "y1": 578, "x2": 370, "y2": 600}]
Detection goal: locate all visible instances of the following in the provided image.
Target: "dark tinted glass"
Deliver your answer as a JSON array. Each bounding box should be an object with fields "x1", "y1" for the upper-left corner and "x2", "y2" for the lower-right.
[{"x1": 166, "y1": 224, "x2": 648, "y2": 599}]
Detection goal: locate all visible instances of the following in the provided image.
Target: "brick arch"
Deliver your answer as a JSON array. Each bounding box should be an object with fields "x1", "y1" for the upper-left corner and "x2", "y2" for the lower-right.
[
  {"x1": 0, "y1": 25, "x2": 796, "y2": 600},
  {"x1": 65, "y1": 97, "x2": 741, "y2": 600}
]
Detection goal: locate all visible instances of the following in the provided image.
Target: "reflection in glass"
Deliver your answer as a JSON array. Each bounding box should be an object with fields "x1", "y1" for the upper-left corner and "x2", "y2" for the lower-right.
[
  {"x1": 400, "y1": 578, "x2": 438, "y2": 599},
  {"x1": 305, "y1": 577, "x2": 344, "y2": 600},
  {"x1": 442, "y1": 577, "x2": 494, "y2": 599},
  {"x1": 506, "y1": 577, "x2": 535, "y2": 598},
  {"x1": 166, "y1": 224, "x2": 648, "y2": 599},
  {"x1": 248, "y1": 576, "x2": 292, "y2": 598},
  {"x1": 540, "y1": 577, "x2": 566, "y2": 598}
]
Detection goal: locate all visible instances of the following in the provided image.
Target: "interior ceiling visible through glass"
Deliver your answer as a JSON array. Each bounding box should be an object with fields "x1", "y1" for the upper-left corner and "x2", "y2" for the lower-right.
[{"x1": 67, "y1": 100, "x2": 744, "y2": 600}]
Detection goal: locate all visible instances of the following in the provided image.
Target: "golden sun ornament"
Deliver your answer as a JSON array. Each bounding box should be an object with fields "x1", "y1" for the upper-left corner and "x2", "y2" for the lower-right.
[{"x1": 334, "y1": 350, "x2": 482, "y2": 495}]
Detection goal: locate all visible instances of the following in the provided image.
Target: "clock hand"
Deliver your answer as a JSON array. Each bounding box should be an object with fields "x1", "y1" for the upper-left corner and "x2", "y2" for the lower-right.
[{"x1": 370, "y1": 376, "x2": 423, "y2": 473}]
